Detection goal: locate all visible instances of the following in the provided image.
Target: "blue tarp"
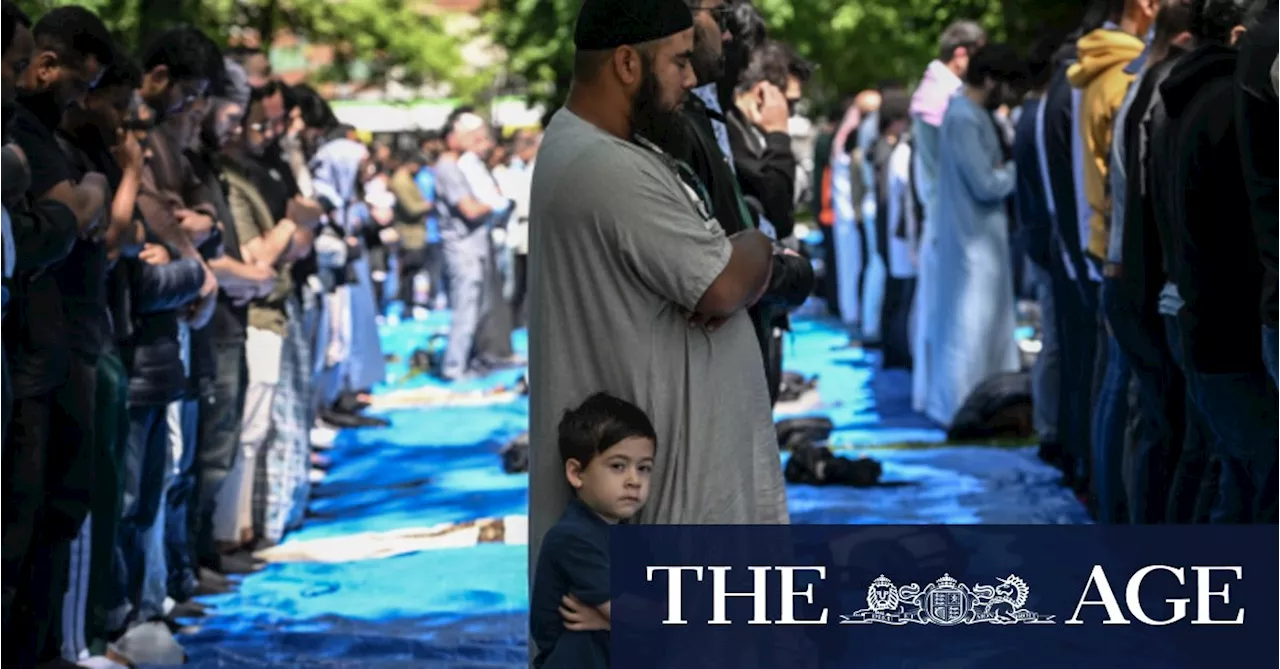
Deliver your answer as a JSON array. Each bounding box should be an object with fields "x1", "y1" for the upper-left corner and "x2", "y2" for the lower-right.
[{"x1": 175, "y1": 312, "x2": 1088, "y2": 668}]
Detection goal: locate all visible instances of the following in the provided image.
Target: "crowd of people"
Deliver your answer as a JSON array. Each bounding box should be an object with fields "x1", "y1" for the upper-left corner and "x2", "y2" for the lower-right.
[
  {"x1": 812, "y1": 0, "x2": 1277, "y2": 526},
  {"x1": 0, "y1": 2, "x2": 542, "y2": 665}
]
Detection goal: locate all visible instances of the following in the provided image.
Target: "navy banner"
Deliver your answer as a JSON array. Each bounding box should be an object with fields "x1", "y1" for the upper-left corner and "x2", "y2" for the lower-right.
[{"x1": 610, "y1": 525, "x2": 1277, "y2": 668}]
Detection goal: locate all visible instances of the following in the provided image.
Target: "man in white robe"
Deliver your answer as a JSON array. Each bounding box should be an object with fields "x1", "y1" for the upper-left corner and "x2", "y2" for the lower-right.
[{"x1": 924, "y1": 43, "x2": 1022, "y2": 427}]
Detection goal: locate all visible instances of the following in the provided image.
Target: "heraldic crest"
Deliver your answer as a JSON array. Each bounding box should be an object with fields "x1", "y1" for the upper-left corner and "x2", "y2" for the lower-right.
[{"x1": 840, "y1": 573, "x2": 1056, "y2": 626}]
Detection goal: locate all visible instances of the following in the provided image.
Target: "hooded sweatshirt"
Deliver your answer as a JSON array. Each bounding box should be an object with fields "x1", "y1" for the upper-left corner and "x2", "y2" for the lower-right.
[
  {"x1": 1235, "y1": 0, "x2": 1279, "y2": 329},
  {"x1": 1155, "y1": 44, "x2": 1260, "y2": 374},
  {"x1": 1067, "y1": 28, "x2": 1144, "y2": 263}
]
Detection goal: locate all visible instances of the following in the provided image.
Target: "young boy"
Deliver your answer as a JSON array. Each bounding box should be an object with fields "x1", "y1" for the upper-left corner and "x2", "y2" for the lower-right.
[{"x1": 529, "y1": 392, "x2": 656, "y2": 668}]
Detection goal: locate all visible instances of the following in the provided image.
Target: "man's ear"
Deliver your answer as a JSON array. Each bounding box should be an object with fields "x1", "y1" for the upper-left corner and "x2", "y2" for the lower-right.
[
  {"x1": 141, "y1": 64, "x2": 169, "y2": 97},
  {"x1": 613, "y1": 46, "x2": 642, "y2": 87},
  {"x1": 31, "y1": 50, "x2": 60, "y2": 87},
  {"x1": 1230, "y1": 25, "x2": 1247, "y2": 47}
]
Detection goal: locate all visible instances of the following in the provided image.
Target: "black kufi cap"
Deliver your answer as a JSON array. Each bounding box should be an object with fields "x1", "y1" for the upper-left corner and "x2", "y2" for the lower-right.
[{"x1": 574, "y1": 0, "x2": 694, "y2": 51}]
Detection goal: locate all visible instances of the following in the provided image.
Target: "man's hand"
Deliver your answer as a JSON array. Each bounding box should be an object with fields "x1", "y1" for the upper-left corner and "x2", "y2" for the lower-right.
[
  {"x1": 752, "y1": 82, "x2": 790, "y2": 134},
  {"x1": 138, "y1": 243, "x2": 171, "y2": 266},
  {"x1": 286, "y1": 196, "x2": 324, "y2": 228},
  {"x1": 175, "y1": 208, "x2": 215, "y2": 244},
  {"x1": 560, "y1": 595, "x2": 610, "y2": 632},
  {"x1": 685, "y1": 309, "x2": 731, "y2": 333},
  {"x1": 5, "y1": 143, "x2": 27, "y2": 169},
  {"x1": 111, "y1": 131, "x2": 145, "y2": 175}
]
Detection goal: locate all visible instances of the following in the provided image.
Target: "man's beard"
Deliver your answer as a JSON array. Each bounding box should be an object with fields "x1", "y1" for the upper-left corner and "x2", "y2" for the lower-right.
[
  {"x1": 629, "y1": 60, "x2": 686, "y2": 156},
  {"x1": 692, "y1": 23, "x2": 725, "y2": 85}
]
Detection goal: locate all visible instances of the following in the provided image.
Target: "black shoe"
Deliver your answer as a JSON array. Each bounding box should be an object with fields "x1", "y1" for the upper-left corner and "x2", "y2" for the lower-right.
[
  {"x1": 170, "y1": 600, "x2": 211, "y2": 619},
  {"x1": 215, "y1": 552, "x2": 265, "y2": 575},
  {"x1": 319, "y1": 409, "x2": 388, "y2": 429}
]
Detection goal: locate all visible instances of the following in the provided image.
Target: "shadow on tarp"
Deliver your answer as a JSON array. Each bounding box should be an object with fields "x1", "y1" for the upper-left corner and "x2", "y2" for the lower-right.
[{"x1": 174, "y1": 313, "x2": 1086, "y2": 668}]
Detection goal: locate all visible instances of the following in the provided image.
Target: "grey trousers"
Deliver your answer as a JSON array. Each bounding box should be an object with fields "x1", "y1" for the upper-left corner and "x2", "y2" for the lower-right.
[{"x1": 441, "y1": 223, "x2": 492, "y2": 380}]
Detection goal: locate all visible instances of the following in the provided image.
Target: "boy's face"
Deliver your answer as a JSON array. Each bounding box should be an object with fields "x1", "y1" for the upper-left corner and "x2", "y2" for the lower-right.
[{"x1": 567, "y1": 436, "x2": 655, "y2": 523}]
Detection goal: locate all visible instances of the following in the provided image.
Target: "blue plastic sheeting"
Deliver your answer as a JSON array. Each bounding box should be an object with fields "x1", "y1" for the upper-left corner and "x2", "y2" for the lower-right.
[{"x1": 174, "y1": 313, "x2": 1087, "y2": 668}]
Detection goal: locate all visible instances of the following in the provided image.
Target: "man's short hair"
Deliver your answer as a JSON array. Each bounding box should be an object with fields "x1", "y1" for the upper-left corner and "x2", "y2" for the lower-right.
[
  {"x1": 1154, "y1": 0, "x2": 1194, "y2": 48},
  {"x1": 285, "y1": 83, "x2": 336, "y2": 130},
  {"x1": 726, "y1": 0, "x2": 768, "y2": 53},
  {"x1": 32, "y1": 5, "x2": 115, "y2": 70},
  {"x1": 97, "y1": 48, "x2": 141, "y2": 91},
  {"x1": 963, "y1": 43, "x2": 1026, "y2": 88},
  {"x1": 877, "y1": 88, "x2": 912, "y2": 133},
  {"x1": 1190, "y1": 0, "x2": 1249, "y2": 43},
  {"x1": 737, "y1": 40, "x2": 792, "y2": 93},
  {"x1": 141, "y1": 26, "x2": 224, "y2": 89},
  {"x1": 780, "y1": 41, "x2": 813, "y2": 83},
  {"x1": 558, "y1": 392, "x2": 657, "y2": 467},
  {"x1": 938, "y1": 20, "x2": 987, "y2": 63},
  {"x1": 3, "y1": 1, "x2": 31, "y2": 55}
]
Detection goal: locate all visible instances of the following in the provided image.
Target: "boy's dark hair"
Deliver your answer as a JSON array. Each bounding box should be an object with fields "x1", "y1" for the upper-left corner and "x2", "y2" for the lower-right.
[
  {"x1": 140, "y1": 26, "x2": 224, "y2": 90},
  {"x1": 3, "y1": 1, "x2": 31, "y2": 55},
  {"x1": 558, "y1": 392, "x2": 657, "y2": 467},
  {"x1": 249, "y1": 79, "x2": 282, "y2": 105},
  {"x1": 32, "y1": 6, "x2": 115, "y2": 70},
  {"x1": 1026, "y1": 33, "x2": 1064, "y2": 92},
  {"x1": 964, "y1": 43, "x2": 1026, "y2": 87}
]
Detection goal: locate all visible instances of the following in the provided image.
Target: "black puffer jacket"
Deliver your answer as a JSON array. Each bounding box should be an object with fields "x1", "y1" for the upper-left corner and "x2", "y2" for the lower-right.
[{"x1": 115, "y1": 254, "x2": 206, "y2": 407}]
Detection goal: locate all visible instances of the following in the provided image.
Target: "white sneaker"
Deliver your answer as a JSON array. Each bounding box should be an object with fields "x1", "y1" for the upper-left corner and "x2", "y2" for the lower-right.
[
  {"x1": 79, "y1": 656, "x2": 128, "y2": 669},
  {"x1": 413, "y1": 306, "x2": 430, "y2": 321},
  {"x1": 311, "y1": 426, "x2": 338, "y2": 449}
]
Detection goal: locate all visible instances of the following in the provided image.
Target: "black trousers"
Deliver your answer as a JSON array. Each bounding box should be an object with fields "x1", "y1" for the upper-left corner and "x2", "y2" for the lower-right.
[
  {"x1": 1052, "y1": 268, "x2": 1097, "y2": 493},
  {"x1": 3, "y1": 352, "x2": 97, "y2": 665},
  {"x1": 819, "y1": 225, "x2": 840, "y2": 318},
  {"x1": 512, "y1": 253, "x2": 529, "y2": 329},
  {"x1": 880, "y1": 276, "x2": 916, "y2": 370},
  {"x1": 398, "y1": 244, "x2": 428, "y2": 306}
]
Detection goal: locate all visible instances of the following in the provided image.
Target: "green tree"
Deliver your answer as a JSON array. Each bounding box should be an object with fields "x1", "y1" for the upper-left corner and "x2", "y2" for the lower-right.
[
  {"x1": 16, "y1": 0, "x2": 488, "y2": 96},
  {"x1": 491, "y1": 0, "x2": 1088, "y2": 112}
]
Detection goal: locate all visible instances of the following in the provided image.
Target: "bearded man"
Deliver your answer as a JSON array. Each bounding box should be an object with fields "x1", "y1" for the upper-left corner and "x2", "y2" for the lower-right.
[
  {"x1": 668, "y1": 0, "x2": 813, "y2": 404},
  {"x1": 526, "y1": 0, "x2": 788, "y2": 598}
]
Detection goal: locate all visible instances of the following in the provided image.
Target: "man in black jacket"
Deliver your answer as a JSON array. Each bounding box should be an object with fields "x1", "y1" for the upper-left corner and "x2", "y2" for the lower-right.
[
  {"x1": 1036, "y1": 33, "x2": 1098, "y2": 496},
  {"x1": 2, "y1": 7, "x2": 114, "y2": 666},
  {"x1": 671, "y1": 0, "x2": 813, "y2": 405},
  {"x1": 1148, "y1": 0, "x2": 1275, "y2": 524},
  {"x1": 1234, "y1": 0, "x2": 1278, "y2": 386},
  {"x1": 1106, "y1": 0, "x2": 1196, "y2": 524}
]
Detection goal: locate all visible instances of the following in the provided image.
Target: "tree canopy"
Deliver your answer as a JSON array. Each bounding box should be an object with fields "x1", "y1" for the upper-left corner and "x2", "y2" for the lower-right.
[
  {"x1": 490, "y1": 0, "x2": 1087, "y2": 112},
  {"x1": 17, "y1": 0, "x2": 492, "y2": 98}
]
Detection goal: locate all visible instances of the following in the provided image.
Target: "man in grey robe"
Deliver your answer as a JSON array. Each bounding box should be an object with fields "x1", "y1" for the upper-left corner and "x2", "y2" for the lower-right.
[{"x1": 526, "y1": 0, "x2": 787, "y2": 603}]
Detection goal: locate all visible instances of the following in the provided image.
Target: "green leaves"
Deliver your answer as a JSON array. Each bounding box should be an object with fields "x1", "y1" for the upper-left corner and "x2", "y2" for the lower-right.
[
  {"x1": 490, "y1": 0, "x2": 1080, "y2": 113},
  {"x1": 16, "y1": 0, "x2": 490, "y2": 96}
]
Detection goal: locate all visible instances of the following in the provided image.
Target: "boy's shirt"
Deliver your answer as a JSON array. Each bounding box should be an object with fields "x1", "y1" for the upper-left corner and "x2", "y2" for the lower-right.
[{"x1": 530, "y1": 496, "x2": 611, "y2": 668}]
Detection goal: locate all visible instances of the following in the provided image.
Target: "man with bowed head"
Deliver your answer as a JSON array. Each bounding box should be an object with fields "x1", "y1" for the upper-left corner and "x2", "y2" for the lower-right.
[{"x1": 526, "y1": 0, "x2": 787, "y2": 598}]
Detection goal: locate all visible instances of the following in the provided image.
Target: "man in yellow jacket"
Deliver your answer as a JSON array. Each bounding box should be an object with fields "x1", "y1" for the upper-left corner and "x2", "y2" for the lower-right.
[{"x1": 1068, "y1": 0, "x2": 1156, "y2": 267}]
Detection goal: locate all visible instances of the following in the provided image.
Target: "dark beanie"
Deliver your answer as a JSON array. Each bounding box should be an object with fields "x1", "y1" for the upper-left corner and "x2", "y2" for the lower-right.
[{"x1": 574, "y1": 0, "x2": 694, "y2": 51}]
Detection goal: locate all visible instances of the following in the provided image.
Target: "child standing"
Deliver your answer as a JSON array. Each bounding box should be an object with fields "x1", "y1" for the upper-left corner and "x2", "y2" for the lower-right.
[{"x1": 529, "y1": 392, "x2": 656, "y2": 668}]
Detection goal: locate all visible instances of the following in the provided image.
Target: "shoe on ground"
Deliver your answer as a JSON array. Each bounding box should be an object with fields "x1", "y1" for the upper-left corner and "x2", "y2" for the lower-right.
[
  {"x1": 213, "y1": 552, "x2": 264, "y2": 575},
  {"x1": 77, "y1": 656, "x2": 128, "y2": 669},
  {"x1": 108, "y1": 621, "x2": 186, "y2": 667},
  {"x1": 310, "y1": 426, "x2": 338, "y2": 449},
  {"x1": 169, "y1": 600, "x2": 210, "y2": 619},
  {"x1": 309, "y1": 468, "x2": 326, "y2": 485}
]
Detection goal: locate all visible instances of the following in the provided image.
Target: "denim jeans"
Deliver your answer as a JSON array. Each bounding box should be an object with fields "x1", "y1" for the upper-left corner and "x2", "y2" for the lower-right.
[
  {"x1": 1162, "y1": 317, "x2": 1216, "y2": 524},
  {"x1": 164, "y1": 397, "x2": 200, "y2": 601},
  {"x1": 1184, "y1": 364, "x2": 1279, "y2": 523},
  {"x1": 118, "y1": 404, "x2": 171, "y2": 623},
  {"x1": 1091, "y1": 333, "x2": 1132, "y2": 523},
  {"x1": 1264, "y1": 326, "x2": 1278, "y2": 388},
  {"x1": 1030, "y1": 264, "x2": 1060, "y2": 444},
  {"x1": 1101, "y1": 278, "x2": 1183, "y2": 524},
  {"x1": 195, "y1": 342, "x2": 246, "y2": 566}
]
